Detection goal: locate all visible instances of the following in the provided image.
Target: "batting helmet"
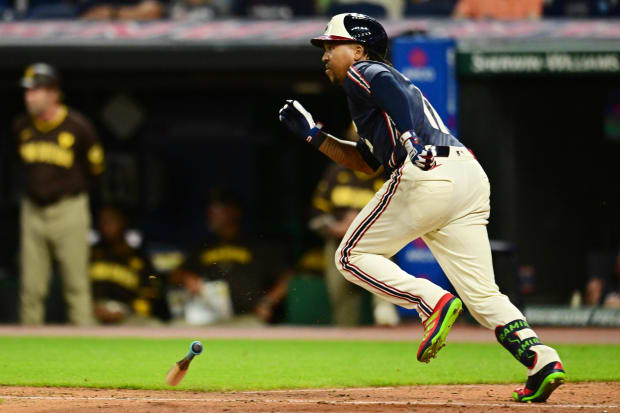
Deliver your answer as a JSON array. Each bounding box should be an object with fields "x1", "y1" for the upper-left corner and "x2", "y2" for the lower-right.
[
  {"x1": 21, "y1": 62, "x2": 60, "y2": 89},
  {"x1": 311, "y1": 13, "x2": 388, "y2": 60}
]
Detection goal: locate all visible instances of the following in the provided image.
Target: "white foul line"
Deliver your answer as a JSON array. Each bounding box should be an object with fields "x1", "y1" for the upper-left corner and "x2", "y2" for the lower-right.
[{"x1": 0, "y1": 395, "x2": 618, "y2": 410}]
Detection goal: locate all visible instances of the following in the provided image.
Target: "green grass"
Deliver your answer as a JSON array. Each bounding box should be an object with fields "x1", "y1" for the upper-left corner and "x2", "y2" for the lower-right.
[{"x1": 0, "y1": 337, "x2": 618, "y2": 391}]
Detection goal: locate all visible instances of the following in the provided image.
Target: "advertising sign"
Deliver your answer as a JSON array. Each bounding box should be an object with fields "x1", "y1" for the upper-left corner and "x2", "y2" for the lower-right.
[{"x1": 391, "y1": 37, "x2": 458, "y2": 136}]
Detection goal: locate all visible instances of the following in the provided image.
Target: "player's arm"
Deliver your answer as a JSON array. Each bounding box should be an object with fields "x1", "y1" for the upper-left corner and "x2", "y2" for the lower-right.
[
  {"x1": 278, "y1": 99, "x2": 376, "y2": 174},
  {"x1": 77, "y1": 115, "x2": 105, "y2": 179},
  {"x1": 308, "y1": 167, "x2": 336, "y2": 235},
  {"x1": 364, "y1": 70, "x2": 436, "y2": 170},
  {"x1": 316, "y1": 132, "x2": 375, "y2": 174},
  {"x1": 254, "y1": 268, "x2": 293, "y2": 322}
]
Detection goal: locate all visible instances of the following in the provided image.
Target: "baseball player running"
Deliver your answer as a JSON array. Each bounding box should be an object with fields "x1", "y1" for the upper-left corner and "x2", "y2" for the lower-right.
[{"x1": 279, "y1": 13, "x2": 566, "y2": 403}]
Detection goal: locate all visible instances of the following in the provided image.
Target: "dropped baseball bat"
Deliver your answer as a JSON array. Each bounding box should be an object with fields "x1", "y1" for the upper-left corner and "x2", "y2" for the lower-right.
[{"x1": 165, "y1": 340, "x2": 203, "y2": 386}]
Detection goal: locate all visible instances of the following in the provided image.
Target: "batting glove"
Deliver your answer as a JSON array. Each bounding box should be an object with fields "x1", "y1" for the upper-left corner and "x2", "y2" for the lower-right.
[
  {"x1": 278, "y1": 100, "x2": 324, "y2": 147},
  {"x1": 399, "y1": 130, "x2": 436, "y2": 171}
]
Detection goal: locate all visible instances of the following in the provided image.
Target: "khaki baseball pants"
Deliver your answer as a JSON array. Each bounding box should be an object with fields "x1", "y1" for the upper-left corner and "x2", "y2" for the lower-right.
[
  {"x1": 20, "y1": 193, "x2": 94, "y2": 325},
  {"x1": 325, "y1": 238, "x2": 363, "y2": 325}
]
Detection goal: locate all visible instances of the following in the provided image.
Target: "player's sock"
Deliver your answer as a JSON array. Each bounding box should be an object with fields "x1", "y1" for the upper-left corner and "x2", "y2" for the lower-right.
[{"x1": 495, "y1": 319, "x2": 560, "y2": 375}]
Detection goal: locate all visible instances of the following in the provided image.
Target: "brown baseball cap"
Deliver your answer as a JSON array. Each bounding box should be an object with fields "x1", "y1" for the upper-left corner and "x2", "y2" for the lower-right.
[{"x1": 21, "y1": 62, "x2": 60, "y2": 89}]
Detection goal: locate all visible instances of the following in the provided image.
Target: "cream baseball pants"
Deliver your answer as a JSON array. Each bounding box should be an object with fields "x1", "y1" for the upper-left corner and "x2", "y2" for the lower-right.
[{"x1": 335, "y1": 148, "x2": 524, "y2": 329}]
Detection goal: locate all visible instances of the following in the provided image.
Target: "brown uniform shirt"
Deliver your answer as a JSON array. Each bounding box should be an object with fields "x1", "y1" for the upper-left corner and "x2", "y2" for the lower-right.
[
  {"x1": 310, "y1": 163, "x2": 385, "y2": 222},
  {"x1": 13, "y1": 105, "x2": 104, "y2": 205},
  {"x1": 90, "y1": 241, "x2": 162, "y2": 317},
  {"x1": 178, "y1": 238, "x2": 288, "y2": 315}
]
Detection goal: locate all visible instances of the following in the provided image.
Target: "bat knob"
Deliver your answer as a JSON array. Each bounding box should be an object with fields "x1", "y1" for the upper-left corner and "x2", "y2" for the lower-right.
[{"x1": 190, "y1": 340, "x2": 203, "y2": 355}]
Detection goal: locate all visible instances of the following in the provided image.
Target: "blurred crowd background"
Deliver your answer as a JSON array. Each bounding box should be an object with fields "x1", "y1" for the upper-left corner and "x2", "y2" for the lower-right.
[
  {"x1": 0, "y1": 0, "x2": 619, "y2": 327},
  {"x1": 2, "y1": 0, "x2": 620, "y2": 20}
]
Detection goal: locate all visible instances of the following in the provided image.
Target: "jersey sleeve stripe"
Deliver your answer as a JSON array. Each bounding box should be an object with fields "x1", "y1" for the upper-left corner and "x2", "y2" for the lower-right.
[
  {"x1": 349, "y1": 66, "x2": 371, "y2": 89},
  {"x1": 346, "y1": 72, "x2": 371, "y2": 94}
]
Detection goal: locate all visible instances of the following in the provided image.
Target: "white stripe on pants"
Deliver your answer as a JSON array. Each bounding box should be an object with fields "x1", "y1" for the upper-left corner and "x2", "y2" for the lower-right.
[{"x1": 335, "y1": 148, "x2": 524, "y2": 328}]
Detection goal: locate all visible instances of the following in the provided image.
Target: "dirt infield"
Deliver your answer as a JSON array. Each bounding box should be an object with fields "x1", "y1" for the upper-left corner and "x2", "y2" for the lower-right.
[{"x1": 1, "y1": 383, "x2": 619, "y2": 413}]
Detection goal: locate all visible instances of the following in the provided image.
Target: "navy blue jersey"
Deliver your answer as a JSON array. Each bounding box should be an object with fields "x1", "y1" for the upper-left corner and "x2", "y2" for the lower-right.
[{"x1": 343, "y1": 61, "x2": 464, "y2": 173}]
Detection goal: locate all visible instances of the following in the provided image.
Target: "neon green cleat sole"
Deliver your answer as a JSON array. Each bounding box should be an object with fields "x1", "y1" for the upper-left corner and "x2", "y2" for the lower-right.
[
  {"x1": 513, "y1": 364, "x2": 566, "y2": 403},
  {"x1": 417, "y1": 296, "x2": 463, "y2": 363}
]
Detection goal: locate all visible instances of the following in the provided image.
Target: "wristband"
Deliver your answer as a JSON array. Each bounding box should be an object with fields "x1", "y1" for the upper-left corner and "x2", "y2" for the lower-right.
[
  {"x1": 399, "y1": 129, "x2": 420, "y2": 146},
  {"x1": 307, "y1": 123, "x2": 326, "y2": 148}
]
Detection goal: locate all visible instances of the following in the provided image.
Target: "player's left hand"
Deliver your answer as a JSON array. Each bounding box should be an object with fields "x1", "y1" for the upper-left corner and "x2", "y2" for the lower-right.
[{"x1": 278, "y1": 100, "x2": 323, "y2": 144}]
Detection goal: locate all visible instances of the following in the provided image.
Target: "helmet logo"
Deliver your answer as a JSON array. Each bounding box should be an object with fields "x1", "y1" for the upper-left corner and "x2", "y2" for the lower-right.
[{"x1": 350, "y1": 26, "x2": 371, "y2": 38}]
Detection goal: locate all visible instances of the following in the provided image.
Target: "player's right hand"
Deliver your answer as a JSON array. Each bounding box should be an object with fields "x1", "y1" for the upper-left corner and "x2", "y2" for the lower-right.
[
  {"x1": 399, "y1": 130, "x2": 437, "y2": 171},
  {"x1": 412, "y1": 145, "x2": 437, "y2": 171},
  {"x1": 278, "y1": 100, "x2": 323, "y2": 144}
]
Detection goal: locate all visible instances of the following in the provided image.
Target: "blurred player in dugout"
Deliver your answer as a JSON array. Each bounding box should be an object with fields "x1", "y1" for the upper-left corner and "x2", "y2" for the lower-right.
[
  {"x1": 90, "y1": 206, "x2": 168, "y2": 325},
  {"x1": 169, "y1": 190, "x2": 293, "y2": 325},
  {"x1": 13, "y1": 63, "x2": 104, "y2": 325},
  {"x1": 309, "y1": 124, "x2": 400, "y2": 326}
]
